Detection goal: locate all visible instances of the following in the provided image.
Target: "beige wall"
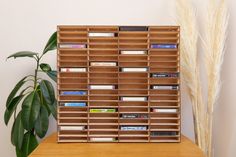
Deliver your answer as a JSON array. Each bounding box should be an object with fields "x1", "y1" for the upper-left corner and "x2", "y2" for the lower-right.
[{"x1": 0, "y1": 0, "x2": 235, "y2": 157}]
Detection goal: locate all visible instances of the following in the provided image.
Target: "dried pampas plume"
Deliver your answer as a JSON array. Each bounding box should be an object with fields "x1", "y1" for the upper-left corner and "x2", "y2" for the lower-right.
[
  {"x1": 176, "y1": 0, "x2": 229, "y2": 156},
  {"x1": 176, "y1": 0, "x2": 205, "y2": 150},
  {"x1": 204, "y1": 0, "x2": 229, "y2": 156}
]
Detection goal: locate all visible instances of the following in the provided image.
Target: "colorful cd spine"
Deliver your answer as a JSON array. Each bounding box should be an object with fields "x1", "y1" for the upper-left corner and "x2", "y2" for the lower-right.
[{"x1": 150, "y1": 44, "x2": 177, "y2": 49}]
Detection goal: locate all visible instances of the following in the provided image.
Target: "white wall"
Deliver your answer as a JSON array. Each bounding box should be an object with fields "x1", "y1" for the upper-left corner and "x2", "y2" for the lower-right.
[{"x1": 0, "y1": 0, "x2": 235, "y2": 157}]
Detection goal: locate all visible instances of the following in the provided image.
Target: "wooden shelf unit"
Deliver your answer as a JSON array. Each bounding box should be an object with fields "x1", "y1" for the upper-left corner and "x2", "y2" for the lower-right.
[{"x1": 57, "y1": 25, "x2": 180, "y2": 143}]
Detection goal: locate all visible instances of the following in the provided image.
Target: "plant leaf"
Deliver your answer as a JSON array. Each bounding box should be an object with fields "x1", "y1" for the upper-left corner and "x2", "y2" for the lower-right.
[
  {"x1": 21, "y1": 131, "x2": 38, "y2": 156},
  {"x1": 39, "y1": 80, "x2": 55, "y2": 105},
  {"x1": 16, "y1": 146, "x2": 25, "y2": 157},
  {"x1": 47, "y1": 99, "x2": 57, "y2": 120},
  {"x1": 35, "y1": 105, "x2": 49, "y2": 138},
  {"x1": 4, "y1": 95, "x2": 24, "y2": 125},
  {"x1": 6, "y1": 76, "x2": 27, "y2": 108},
  {"x1": 43, "y1": 32, "x2": 57, "y2": 54},
  {"x1": 21, "y1": 91, "x2": 40, "y2": 130},
  {"x1": 7, "y1": 51, "x2": 38, "y2": 59},
  {"x1": 47, "y1": 70, "x2": 57, "y2": 82},
  {"x1": 11, "y1": 111, "x2": 24, "y2": 149},
  {"x1": 40, "y1": 63, "x2": 52, "y2": 72}
]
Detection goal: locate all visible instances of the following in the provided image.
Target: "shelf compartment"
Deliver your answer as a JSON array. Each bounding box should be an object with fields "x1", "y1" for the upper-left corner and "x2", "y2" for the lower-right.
[
  {"x1": 149, "y1": 78, "x2": 179, "y2": 83},
  {"x1": 89, "y1": 55, "x2": 118, "y2": 61},
  {"x1": 59, "y1": 113, "x2": 87, "y2": 119},
  {"x1": 89, "y1": 78, "x2": 118, "y2": 84},
  {"x1": 59, "y1": 55, "x2": 88, "y2": 61},
  {"x1": 89, "y1": 119, "x2": 118, "y2": 124},
  {"x1": 89, "y1": 112, "x2": 118, "y2": 117},
  {"x1": 119, "y1": 56, "x2": 148, "y2": 61},
  {"x1": 89, "y1": 133, "x2": 118, "y2": 137},
  {"x1": 149, "y1": 51, "x2": 178, "y2": 56},
  {"x1": 89, "y1": 49, "x2": 118, "y2": 55},
  {"x1": 59, "y1": 26, "x2": 87, "y2": 32},
  {"x1": 150, "y1": 113, "x2": 179, "y2": 119},
  {"x1": 59, "y1": 107, "x2": 87, "y2": 112},
  {"x1": 119, "y1": 119, "x2": 148, "y2": 124},
  {"x1": 149, "y1": 32, "x2": 179, "y2": 38},
  {"x1": 59, "y1": 119, "x2": 87, "y2": 124},
  {"x1": 119, "y1": 44, "x2": 148, "y2": 49},
  {"x1": 150, "y1": 119, "x2": 179, "y2": 124},
  {"x1": 88, "y1": 26, "x2": 118, "y2": 32},
  {"x1": 119, "y1": 73, "x2": 148, "y2": 78},
  {"x1": 119, "y1": 137, "x2": 148, "y2": 142},
  {"x1": 150, "y1": 125, "x2": 179, "y2": 130},
  {"x1": 149, "y1": 102, "x2": 179, "y2": 108},
  {"x1": 58, "y1": 136, "x2": 87, "y2": 143},
  {"x1": 59, "y1": 72, "x2": 88, "y2": 78},
  {"x1": 149, "y1": 96, "x2": 179, "y2": 101},
  {"x1": 59, "y1": 38, "x2": 87, "y2": 43},
  {"x1": 119, "y1": 78, "x2": 148, "y2": 84},
  {"x1": 58, "y1": 61, "x2": 87, "y2": 67},
  {"x1": 89, "y1": 101, "x2": 118, "y2": 107},
  {"x1": 59, "y1": 49, "x2": 88, "y2": 56},
  {"x1": 89, "y1": 67, "x2": 118, "y2": 73},
  {"x1": 89, "y1": 43, "x2": 118, "y2": 49},
  {"x1": 149, "y1": 89, "x2": 179, "y2": 95},
  {"x1": 58, "y1": 134, "x2": 88, "y2": 138},
  {"x1": 119, "y1": 108, "x2": 148, "y2": 113},
  {"x1": 89, "y1": 72, "x2": 118, "y2": 78},
  {"x1": 119, "y1": 101, "x2": 148, "y2": 107},
  {"x1": 59, "y1": 30, "x2": 87, "y2": 34},
  {"x1": 59, "y1": 95, "x2": 88, "y2": 101},
  {"x1": 119, "y1": 90, "x2": 148, "y2": 95},
  {"x1": 149, "y1": 38, "x2": 179, "y2": 44},
  {"x1": 149, "y1": 61, "x2": 178, "y2": 67},
  {"x1": 89, "y1": 125, "x2": 118, "y2": 130},
  {"x1": 150, "y1": 136, "x2": 180, "y2": 142},
  {"x1": 149, "y1": 67, "x2": 179, "y2": 73},
  {"x1": 119, "y1": 32, "x2": 148, "y2": 38},
  {"x1": 149, "y1": 56, "x2": 178, "y2": 62},
  {"x1": 59, "y1": 129, "x2": 87, "y2": 135},
  {"x1": 119, "y1": 38, "x2": 148, "y2": 43},
  {"x1": 89, "y1": 38, "x2": 118, "y2": 43},
  {"x1": 89, "y1": 96, "x2": 119, "y2": 101},
  {"x1": 119, "y1": 62, "x2": 148, "y2": 67},
  {"x1": 90, "y1": 90, "x2": 118, "y2": 95},
  {"x1": 59, "y1": 78, "x2": 88, "y2": 84},
  {"x1": 119, "y1": 84, "x2": 148, "y2": 90}
]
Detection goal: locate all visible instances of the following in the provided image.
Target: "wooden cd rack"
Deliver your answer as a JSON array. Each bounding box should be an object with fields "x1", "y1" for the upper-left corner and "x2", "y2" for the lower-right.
[{"x1": 57, "y1": 25, "x2": 180, "y2": 143}]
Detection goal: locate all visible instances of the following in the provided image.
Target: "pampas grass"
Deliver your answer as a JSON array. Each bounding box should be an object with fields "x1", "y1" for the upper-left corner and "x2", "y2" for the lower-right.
[
  {"x1": 176, "y1": 0, "x2": 206, "y2": 151},
  {"x1": 176, "y1": 0, "x2": 229, "y2": 156},
  {"x1": 204, "y1": 0, "x2": 229, "y2": 156}
]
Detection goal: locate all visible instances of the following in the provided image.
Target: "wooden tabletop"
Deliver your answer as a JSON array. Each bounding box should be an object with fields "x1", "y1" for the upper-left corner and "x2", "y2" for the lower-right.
[{"x1": 29, "y1": 133, "x2": 205, "y2": 157}]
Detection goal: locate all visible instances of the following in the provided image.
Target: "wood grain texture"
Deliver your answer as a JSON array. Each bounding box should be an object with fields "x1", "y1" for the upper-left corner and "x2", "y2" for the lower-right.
[{"x1": 29, "y1": 133, "x2": 205, "y2": 157}]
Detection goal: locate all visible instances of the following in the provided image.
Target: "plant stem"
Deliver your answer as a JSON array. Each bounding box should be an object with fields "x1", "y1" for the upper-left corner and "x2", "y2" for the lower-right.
[{"x1": 34, "y1": 56, "x2": 40, "y2": 89}]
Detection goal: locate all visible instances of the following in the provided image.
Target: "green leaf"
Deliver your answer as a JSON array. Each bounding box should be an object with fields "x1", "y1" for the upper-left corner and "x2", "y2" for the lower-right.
[
  {"x1": 16, "y1": 146, "x2": 25, "y2": 157},
  {"x1": 7, "y1": 51, "x2": 38, "y2": 59},
  {"x1": 40, "y1": 63, "x2": 52, "y2": 72},
  {"x1": 6, "y1": 76, "x2": 27, "y2": 108},
  {"x1": 11, "y1": 111, "x2": 24, "y2": 149},
  {"x1": 21, "y1": 91, "x2": 40, "y2": 130},
  {"x1": 35, "y1": 105, "x2": 49, "y2": 138},
  {"x1": 47, "y1": 70, "x2": 57, "y2": 82},
  {"x1": 47, "y1": 100, "x2": 57, "y2": 120},
  {"x1": 39, "y1": 80, "x2": 55, "y2": 105},
  {"x1": 4, "y1": 95, "x2": 24, "y2": 125},
  {"x1": 21, "y1": 131, "x2": 38, "y2": 157},
  {"x1": 43, "y1": 32, "x2": 57, "y2": 54}
]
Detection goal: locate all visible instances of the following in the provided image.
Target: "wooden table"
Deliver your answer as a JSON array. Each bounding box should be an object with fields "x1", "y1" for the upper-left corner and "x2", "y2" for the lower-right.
[{"x1": 29, "y1": 133, "x2": 205, "y2": 157}]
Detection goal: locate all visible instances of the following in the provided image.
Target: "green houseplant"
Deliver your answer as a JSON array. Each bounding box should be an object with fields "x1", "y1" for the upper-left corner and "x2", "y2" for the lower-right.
[{"x1": 4, "y1": 32, "x2": 57, "y2": 157}]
